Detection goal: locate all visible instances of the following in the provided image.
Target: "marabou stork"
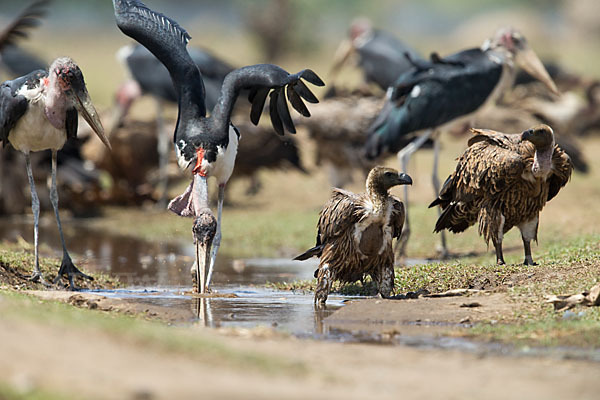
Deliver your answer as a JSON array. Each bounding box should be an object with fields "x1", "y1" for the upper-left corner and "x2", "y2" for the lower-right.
[
  {"x1": 0, "y1": 57, "x2": 110, "y2": 288},
  {"x1": 365, "y1": 27, "x2": 559, "y2": 257},
  {"x1": 115, "y1": 43, "x2": 235, "y2": 206},
  {"x1": 112, "y1": 0, "x2": 324, "y2": 293},
  {"x1": 330, "y1": 18, "x2": 422, "y2": 92}
]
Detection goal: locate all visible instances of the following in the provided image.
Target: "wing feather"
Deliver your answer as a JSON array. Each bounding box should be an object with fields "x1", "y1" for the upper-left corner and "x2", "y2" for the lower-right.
[{"x1": 112, "y1": 0, "x2": 206, "y2": 117}]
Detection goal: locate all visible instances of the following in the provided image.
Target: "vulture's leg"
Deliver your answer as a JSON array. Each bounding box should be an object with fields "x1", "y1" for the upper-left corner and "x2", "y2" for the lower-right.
[
  {"x1": 492, "y1": 214, "x2": 506, "y2": 265},
  {"x1": 519, "y1": 218, "x2": 539, "y2": 266},
  {"x1": 377, "y1": 264, "x2": 395, "y2": 298},
  {"x1": 314, "y1": 263, "x2": 332, "y2": 306},
  {"x1": 205, "y1": 183, "x2": 225, "y2": 290},
  {"x1": 155, "y1": 97, "x2": 169, "y2": 208},
  {"x1": 431, "y1": 132, "x2": 449, "y2": 258},
  {"x1": 395, "y1": 129, "x2": 434, "y2": 257},
  {"x1": 24, "y1": 152, "x2": 47, "y2": 285}
]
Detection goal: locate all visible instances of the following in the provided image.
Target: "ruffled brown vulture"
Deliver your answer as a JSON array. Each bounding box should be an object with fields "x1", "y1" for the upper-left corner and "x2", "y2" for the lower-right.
[
  {"x1": 430, "y1": 125, "x2": 572, "y2": 265},
  {"x1": 294, "y1": 166, "x2": 412, "y2": 304}
]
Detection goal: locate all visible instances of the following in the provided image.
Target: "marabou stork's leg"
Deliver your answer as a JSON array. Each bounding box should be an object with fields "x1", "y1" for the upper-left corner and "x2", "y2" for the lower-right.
[
  {"x1": 205, "y1": 183, "x2": 225, "y2": 290},
  {"x1": 394, "y1": 129, "x2": 434, "y2": 258},
  {"x1": 50, "y1": 151, "x2": 93, "y2": 289},
  {"x1": 314, "y1": 263, "x2": 332, "y2": 306},
  {"x1": 431, "y1": 132, "x2": 449, "y2": 258},
  {"x1": 24, "y1": 153, "x2": 47, "y2": 285},
  {"x1": 155, "y1": 98, "x2": 169, "y2": 208}
]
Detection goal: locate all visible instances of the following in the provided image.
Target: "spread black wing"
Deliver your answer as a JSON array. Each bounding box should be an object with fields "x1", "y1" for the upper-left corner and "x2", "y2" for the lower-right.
[{"x1": 212, "y1": 64, "x2": 325, "y2": 136}]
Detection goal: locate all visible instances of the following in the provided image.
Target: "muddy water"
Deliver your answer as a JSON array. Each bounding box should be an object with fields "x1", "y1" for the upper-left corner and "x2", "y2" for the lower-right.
[{"x1": 0, "y1": 216, "x2": 344, "y2": 335}]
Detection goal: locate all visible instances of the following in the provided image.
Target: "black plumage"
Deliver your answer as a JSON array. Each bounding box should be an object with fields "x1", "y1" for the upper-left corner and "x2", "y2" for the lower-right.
[{"x1": 112, "y1": 0, "x2": 323, "y2": 293}]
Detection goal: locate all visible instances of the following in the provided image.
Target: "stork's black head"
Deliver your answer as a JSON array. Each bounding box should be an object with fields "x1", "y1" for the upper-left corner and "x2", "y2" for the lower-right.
[
  {"x1": 368, "y1": 166, "x2": 412, "y2": 194},
  {"x1": 521, "y1": 124, "x2": 555, "y2": 150},
  {"x1": 193, "y1": 209, "x2": 217, "y2": 247}
]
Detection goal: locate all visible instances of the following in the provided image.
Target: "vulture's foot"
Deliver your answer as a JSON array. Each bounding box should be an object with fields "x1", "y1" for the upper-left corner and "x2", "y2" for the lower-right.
[
  {"x1": 54, "y1": 255, "x2": 93, "y2": 290},
  {"x1": 314, "y1": 265, "x2": 332, "y2": 305},
  {"x1": 523, "y1": 259, "x2": 538, "y2": 266}
]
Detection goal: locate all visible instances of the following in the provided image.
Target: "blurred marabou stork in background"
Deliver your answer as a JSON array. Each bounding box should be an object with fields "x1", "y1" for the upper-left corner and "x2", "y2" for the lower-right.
[
  {"x1": 365, "y1": 27, "x2": 559, "y2": 257},
  {"x1": 112, "y1": 0, "x2": 323, "y2": 293},
  {"x1": 329, "y1": 18, "x2": 422, "y2": 92},
  {"x1": 0, "y1": 57, "x2": 111, "y2": 288}
]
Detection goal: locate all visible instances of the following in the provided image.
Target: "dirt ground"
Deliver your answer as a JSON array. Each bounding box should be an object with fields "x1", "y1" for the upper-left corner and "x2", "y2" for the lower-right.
[{"x1": 0, "y1": 290, "x2": 598, "y2": 400}]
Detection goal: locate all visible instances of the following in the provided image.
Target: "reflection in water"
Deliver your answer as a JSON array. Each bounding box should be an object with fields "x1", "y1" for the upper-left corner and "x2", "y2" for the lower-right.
[{"x1": 0, "y1": 217, "x2": 340, "y2": 335}]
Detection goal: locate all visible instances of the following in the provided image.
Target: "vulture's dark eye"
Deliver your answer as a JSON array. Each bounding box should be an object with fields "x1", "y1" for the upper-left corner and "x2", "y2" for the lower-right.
[{"x1": 384, "y1": 172, "x2": 394, "y2": 177}]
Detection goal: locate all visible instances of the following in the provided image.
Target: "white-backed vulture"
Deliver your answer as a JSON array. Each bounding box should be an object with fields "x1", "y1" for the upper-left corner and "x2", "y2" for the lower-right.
[
  {"x1": 294, "y1": 166, "x2": 412, "y2": 304},
  {"x1": 430, "y1": 124, "x2": 572, "y2": 265}
]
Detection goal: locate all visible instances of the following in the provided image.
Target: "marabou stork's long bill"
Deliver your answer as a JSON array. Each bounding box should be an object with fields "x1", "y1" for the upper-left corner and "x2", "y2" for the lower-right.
[
  {"x1": 294, "y1": 166, "x2": 411, "y2": 305},
  {"x1": 330, "y1": 18, "x2": 421, "y2": 91},
  {"x1": 364, "y1": 27, "x2": 559, "y2": 257},
  {"x1": 429, "y1": 125, "x2": 572, "y2": 265},
  {"x1": 112, "y1": 0, "x2": 324, "y2": 293},
  {"x1": 114, "y1": 43, "x2": 235, "y2": 206},
  {"x1": 0, "y1": 57, "x2": 110, "y2": 288}
]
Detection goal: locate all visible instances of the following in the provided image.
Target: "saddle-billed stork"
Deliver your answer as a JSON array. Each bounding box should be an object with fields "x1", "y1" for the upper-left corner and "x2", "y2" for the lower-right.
[
  {"x1": 0, "y1": 57, "x2": 111, "y2": 288},
  {"x1": 112, "y1": 0, "x2": 323, "y2": 293}
]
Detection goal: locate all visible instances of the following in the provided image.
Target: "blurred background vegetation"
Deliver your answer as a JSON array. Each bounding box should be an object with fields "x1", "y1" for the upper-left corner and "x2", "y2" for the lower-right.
[{"x1": 0, "y1": 0, "x2": 597, "y2": 108}]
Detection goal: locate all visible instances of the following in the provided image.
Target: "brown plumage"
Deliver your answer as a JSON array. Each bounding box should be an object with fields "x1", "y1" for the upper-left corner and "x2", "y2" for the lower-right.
[
  {"x1": 228, "y1": 121, "x2": 306, "y2": 196},
  {"x1": 295, "y1": 92, "x2": 382, "y2": 187},
  {"x1": 430, "y1": 124, "x2": 572, "y2": 265},
  {"x1": 294, "y1": 166, "x2": 412, "y2": 304}
]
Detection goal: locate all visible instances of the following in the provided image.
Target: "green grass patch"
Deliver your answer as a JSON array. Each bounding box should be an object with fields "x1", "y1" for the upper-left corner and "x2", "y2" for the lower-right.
[{"x1": 0, "y1": 383, "x2": 73, "y2": 400}]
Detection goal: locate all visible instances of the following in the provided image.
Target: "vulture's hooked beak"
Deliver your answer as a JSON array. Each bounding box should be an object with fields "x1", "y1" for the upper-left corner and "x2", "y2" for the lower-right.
[
  {"x1": 397, "y1": 172, "x2": 413, "y2": 185},
  {"x1": 69, "y1": 78, "x2": 111, "y2": 150},
  {"x1": 515, "y1": 47, "x2": 559, "y2": 96}
]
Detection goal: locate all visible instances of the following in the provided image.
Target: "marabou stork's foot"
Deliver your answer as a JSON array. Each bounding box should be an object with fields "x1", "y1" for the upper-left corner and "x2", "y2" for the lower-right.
[
  {"x1": 53, "y1": 255, "x2": 93, "y2": 290},
  {"x1": 28, "y1": 271, "x2": 52, "y2": 288}
]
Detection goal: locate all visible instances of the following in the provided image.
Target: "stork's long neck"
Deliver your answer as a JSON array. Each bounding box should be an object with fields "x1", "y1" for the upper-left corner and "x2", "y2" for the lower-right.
[{"x1": 44, "y1": 75, "x2": 68, "y2": 130}]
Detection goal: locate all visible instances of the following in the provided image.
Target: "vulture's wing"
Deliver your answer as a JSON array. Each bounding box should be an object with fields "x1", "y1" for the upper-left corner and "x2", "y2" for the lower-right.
[
  {"x1": 456, "y1": 129, "x2": 525, "y2": 198},
  {"x1": 389, "y1": 196, "x2": 405, "y2": 239},
  {"x1": 548, "y1": 145, "x2": 573, "y2": 201},
  {"x1": 317, "y1": 189, "x2": 362, "y2": 244}
]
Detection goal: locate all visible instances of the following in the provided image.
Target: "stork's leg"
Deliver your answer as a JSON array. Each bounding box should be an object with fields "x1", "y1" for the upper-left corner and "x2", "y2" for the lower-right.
[
  {"x1": 394, "y1": 129, "x2": 434, "y2": 257},
  {"x1": 49, "y1": 151, "x2": 92, "y2": 289},
  {"x1": 24, "y1": 153, "x2": 47, "y2": 285},
  {"x1": 431, "y1": 133, "x2": 449, "y2": 258},
  {"x1": 205, "y1": 183, "x2": 225, "y2": 290},
  {"x1": 519, "y1": 217, "x2": 539, "y2": 266},
  {"x1": 314, "y1": 263, "x2": 332, "y2": 306},
  {"x1": 155, "y1": 98, "x2": 169, "y2": 208}
]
